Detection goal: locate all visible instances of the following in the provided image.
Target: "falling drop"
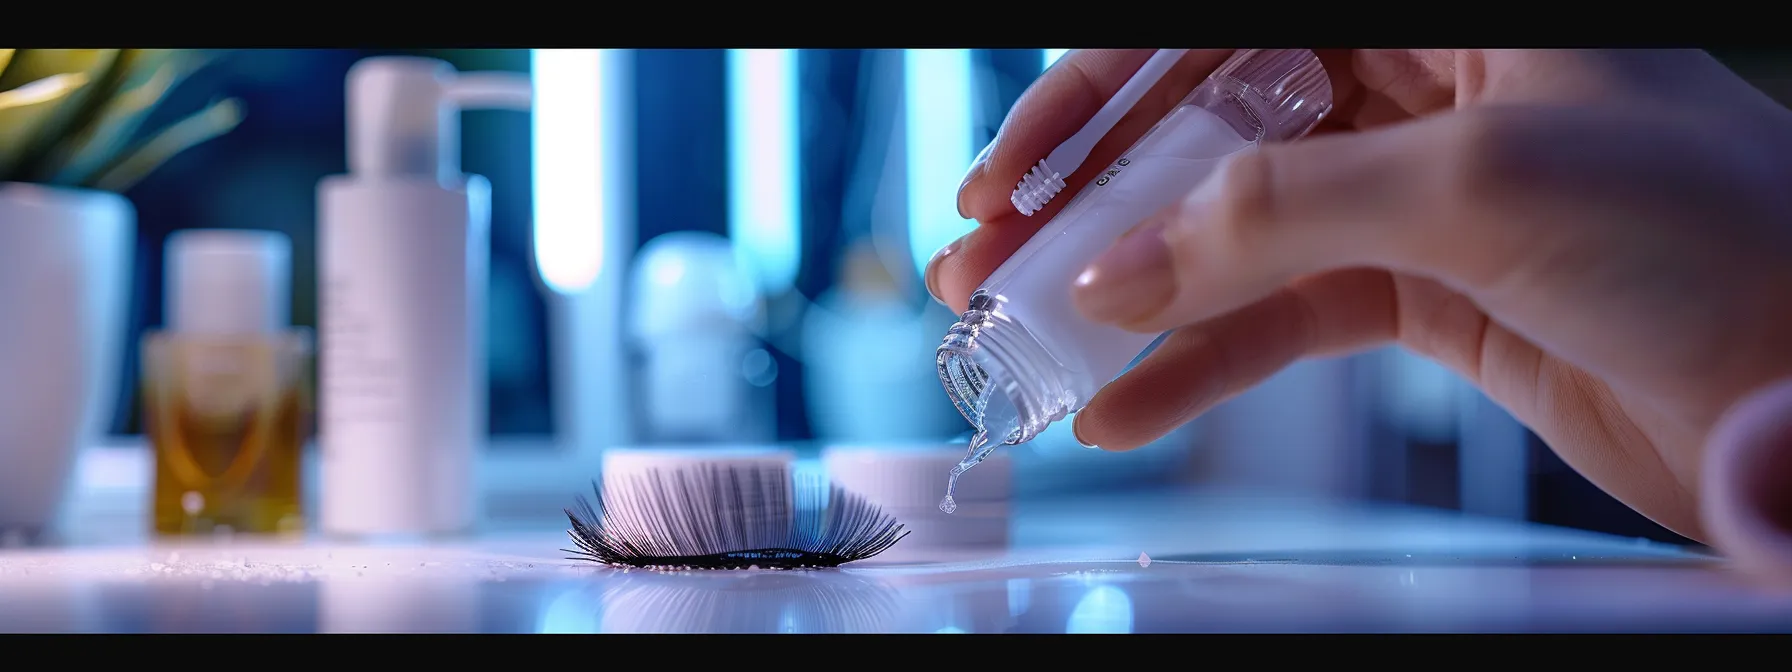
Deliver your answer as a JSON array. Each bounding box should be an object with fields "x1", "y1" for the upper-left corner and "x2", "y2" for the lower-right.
[
  {"x1": 1138, "y1": 552, "x2": 1151, "y2": 568},
  {"x1": 940, "y1": 463, "x2": 967, "y2": 514},
  {"x1": 942, "y1": 430, "x2": 995, "y2": 515}
]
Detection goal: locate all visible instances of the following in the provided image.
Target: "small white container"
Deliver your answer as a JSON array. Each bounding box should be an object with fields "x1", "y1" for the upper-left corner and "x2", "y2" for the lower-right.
[
  {"x1": 602, "y1": 446, "x2": 795, "y2": 484},
  {"x1": 822, "y1": 443, "x2": 1012, "y2": 556}
]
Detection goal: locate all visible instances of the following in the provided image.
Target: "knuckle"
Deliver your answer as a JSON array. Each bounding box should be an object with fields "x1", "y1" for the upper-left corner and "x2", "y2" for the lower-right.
[
  {"x1": 1187, "y1": 150, "x2": 1280, "y2": 258},
  {"x1": 1446, "y1": 110, "x2": 1557, "y2": 209}
]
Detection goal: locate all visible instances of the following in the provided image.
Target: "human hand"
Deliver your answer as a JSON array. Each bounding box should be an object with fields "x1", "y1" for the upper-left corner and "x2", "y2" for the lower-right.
[
  {"x1": 1704, "y1": 378, "x2": 1792, "y2": 586},
  {"x1": 930, "y1": 49, "x2": 1792, "y2": 545}
]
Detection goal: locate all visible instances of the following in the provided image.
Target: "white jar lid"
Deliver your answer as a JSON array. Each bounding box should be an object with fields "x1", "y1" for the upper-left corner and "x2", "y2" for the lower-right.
[
  {"x1": 822, "y1": 443, "x2": 1012, "y2": 552},
  {"x1": 822, "y1": 443, "x2": 1011, "y2": 505},
  {"x1": 602, "y1": 446, "x2": 794, "y2": 472}
]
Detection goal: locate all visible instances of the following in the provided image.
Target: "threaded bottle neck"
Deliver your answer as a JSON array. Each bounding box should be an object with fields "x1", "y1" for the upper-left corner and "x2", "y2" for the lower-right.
[{"x1": 935, "y1": 291, "x2": 1073, "y2": 444}]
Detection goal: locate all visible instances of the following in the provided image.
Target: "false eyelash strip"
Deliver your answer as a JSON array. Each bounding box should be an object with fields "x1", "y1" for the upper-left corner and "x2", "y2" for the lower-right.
[{"x1": 563, "y1": 463, "x2": 909, "y2": 570}]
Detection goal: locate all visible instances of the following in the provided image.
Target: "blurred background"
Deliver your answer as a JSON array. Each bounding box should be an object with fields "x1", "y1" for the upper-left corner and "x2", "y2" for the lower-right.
[{"x1": 91, "y1": 48, "x2": 1792, "y2": 546}]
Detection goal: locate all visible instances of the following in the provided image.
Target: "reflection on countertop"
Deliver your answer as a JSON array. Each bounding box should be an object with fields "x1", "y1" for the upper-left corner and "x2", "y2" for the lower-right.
[{"x1": 2, "y1": 489, "x2": 1789, "y2": 633}]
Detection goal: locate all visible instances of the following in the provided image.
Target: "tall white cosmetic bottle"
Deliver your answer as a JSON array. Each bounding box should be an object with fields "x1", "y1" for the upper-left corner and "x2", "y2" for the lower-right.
[{"x1": 316, "y1": 56, "x2": 531, "y2": 536}]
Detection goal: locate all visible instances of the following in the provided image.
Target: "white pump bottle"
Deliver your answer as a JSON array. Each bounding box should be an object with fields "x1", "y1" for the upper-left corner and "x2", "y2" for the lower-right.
[{"x1": 316, "y1": 56, "x2": 531, "y2": 537}]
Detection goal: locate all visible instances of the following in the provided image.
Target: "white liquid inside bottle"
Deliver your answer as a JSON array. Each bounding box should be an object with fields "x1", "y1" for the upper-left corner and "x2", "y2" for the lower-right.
[{"x1": 935, "y1": 49, "x2": 1336, "y2": 503}]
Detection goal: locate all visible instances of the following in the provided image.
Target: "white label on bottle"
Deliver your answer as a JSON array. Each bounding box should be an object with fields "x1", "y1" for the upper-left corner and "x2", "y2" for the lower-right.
[{"x1": 319, "y1": 277, "x2": 405, "y2": 426}]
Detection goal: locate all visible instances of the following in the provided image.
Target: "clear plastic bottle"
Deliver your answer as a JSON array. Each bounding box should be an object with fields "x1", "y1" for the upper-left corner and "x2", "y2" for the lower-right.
[{"x1": 935, "y1": 49, "x2": 1336, "y2": 487}]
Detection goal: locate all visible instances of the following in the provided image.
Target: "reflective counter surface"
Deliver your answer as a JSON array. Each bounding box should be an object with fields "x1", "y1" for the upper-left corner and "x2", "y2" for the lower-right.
[{"x1": 4, "y1": 489, "x2": 1790, "y2": 633}]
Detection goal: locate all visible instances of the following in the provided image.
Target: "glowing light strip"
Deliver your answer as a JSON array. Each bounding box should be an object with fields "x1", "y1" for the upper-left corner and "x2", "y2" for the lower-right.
[
  {"x1": 726, "y1": 49, "x2": 802, "y2": 296},
  {"x1": 532, "y1": 49, "x2": 606, "y2": 295},
  {"x1": 903, "y1": 49, "x2": 976, "y2": 279},
  {"x1": 1043, "y1": 49, "x2": 1069, "y2": 70}
]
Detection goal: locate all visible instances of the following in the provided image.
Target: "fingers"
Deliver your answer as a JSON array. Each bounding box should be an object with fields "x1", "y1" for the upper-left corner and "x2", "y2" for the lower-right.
[
  {"x1": 1347, "y1": 49, "x2": 1457, "y2": 117},
  {"x1": 953, "y1": 48, "x2": 1152, "y2": 223},
  {"x1": 1702, "y1": 377, "x2": 1792, "y2": 585},
  {"x1": 924, "y1": 218, "x2": 1040, "y2": 313},
  {"x1": 933, "y1": 49, "x2": 1467, "y2": 313},
  {"x1": 1072, "y1": 269, "x2": 1397, "y2": 451},
  {"x1": 928, "y1": 49, "x2": 1235, "y2": 312},
  {"x1": 955, "y1": 49, "x2": 1235, "y2": 224},
  {"x1": 1071, "y1": 110, "x2": 1539, "y2": 335}
]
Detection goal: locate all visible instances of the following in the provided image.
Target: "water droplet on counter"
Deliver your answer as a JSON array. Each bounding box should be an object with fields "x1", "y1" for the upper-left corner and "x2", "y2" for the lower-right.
[{"x1": 1138, "y1": 553, "x2": 1151, "y2": 568}]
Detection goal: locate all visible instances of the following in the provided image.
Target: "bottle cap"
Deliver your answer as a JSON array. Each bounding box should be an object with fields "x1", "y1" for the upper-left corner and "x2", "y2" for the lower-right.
[
  {"x1": 602, "y1": 446, "x2": 795, "y2": 476},
  {"x1": 821, "y1": 443, "x2": 1012, "y2": 553},
  {"x1": 600, "y1": 447, "x2": 796, "y2": 500},
  {"x1": 1209, "y1": 49, "x2": 1335, "y2": 143},
  {"x1": 164, "y1": 229, "x2": 291, "y2": 335}
]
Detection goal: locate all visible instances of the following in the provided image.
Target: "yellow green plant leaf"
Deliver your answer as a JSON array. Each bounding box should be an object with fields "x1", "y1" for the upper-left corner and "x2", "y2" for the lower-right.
[
  {"x1": 0, "y1": 72, "x2": 89, "y2": 110},
  {"x1": 0, "y1": 72, "x2": 92, "y2": 180},
  {"x1": 10, "y1": 49, "x2": 139, "y2": 181},
  {"x1": 0, "y1": 49, "x2": 112, "y2": 92},
  {"x1": 89, "y1": 96, "x2": 243, "y2": 192},
  {"x1": 45, "y1": 51, "x2": 201, "y2": 185},
  {"x1": 0, "y1": 50, "x2": 14, "y2": 80}
]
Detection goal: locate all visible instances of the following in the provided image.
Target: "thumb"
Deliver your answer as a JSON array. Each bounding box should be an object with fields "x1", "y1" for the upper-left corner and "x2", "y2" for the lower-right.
[{"x1": 1702, "y1": 377, "x2": 1792, "y2": 588}]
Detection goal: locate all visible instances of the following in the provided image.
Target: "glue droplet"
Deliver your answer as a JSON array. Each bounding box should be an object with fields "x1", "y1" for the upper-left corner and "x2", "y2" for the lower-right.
[
  {"x1": 1138, "y1": 553, "x2": 1151, "y2": 568},
  {"x1": 940, "y1": 430, "x2": 994, "y2": 516}
]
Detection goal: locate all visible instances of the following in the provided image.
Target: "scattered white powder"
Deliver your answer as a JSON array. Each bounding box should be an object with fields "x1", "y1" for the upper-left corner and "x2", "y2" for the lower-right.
[{"x1": 0, "y1": 537, "x2": 585, "y2": 587}]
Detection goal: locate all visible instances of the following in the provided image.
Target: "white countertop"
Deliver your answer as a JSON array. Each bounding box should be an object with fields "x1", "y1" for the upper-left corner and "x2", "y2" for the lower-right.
[{"x1": 6, "y1": 485, "x2": 1788, "y2": 633}]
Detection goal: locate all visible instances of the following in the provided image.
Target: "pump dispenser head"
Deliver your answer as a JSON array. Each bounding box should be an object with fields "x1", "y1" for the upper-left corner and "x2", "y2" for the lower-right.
[{"x1": 345, "y1": 56, "x2": 533, "y2": 184}]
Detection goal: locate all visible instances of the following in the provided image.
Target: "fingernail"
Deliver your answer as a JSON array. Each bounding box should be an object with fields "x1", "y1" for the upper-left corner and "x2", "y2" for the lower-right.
[
  {"x1": 924, "y1": 238, "x2": 963, "y2": 307},
  {"x1": 956, "y1": 139, "x2": 997, "y2": 219},
  {"x1": 1072, "y1": 219, "x2": 1175, "y2": 325},
  {"x1": 1072, "y1": 414, "x2": 1100, "y2": 450}
]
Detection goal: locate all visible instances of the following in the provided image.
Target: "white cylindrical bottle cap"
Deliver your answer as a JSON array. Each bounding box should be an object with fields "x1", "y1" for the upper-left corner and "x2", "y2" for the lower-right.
[
  {"x1": 597, "y1": 447, "x2": 798, "y2": 534},
  {"x1": 165, "y1": 229, "x2": 291, "y2": 334},
  {"x1": 822, "y1": 443, "x2": 1012, "y2": 554},
  {"x1": 601, "y1": 446, "x2": 795, "y2": 479}
]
